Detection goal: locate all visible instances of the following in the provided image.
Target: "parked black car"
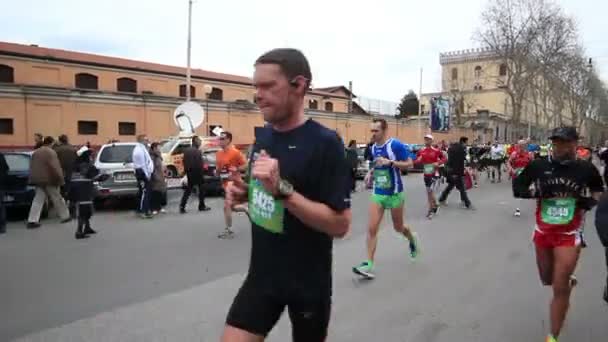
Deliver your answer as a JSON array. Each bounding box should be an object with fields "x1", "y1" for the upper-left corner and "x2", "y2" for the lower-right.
[
  {"x1": 201, "y1": 148, "x2": 223, "y2": 196},
  {"x1": 2, "y1": 152, "x2": 35, "y2": 210}
]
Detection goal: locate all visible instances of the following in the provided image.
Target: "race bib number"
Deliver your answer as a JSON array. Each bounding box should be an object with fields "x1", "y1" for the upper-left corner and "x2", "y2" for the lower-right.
[
  {"x1": 248, "y1": 180, "x2": 284, "y2": 234},
  {"x1": 540, "y1": 198, "x2": 576, "y2": 225},
  {"x1": 423, "y1": 164, "x2": 435, "y2": 175},
  {"x1": 373, "y1": 169, "x2": 392, "y2": 189}
]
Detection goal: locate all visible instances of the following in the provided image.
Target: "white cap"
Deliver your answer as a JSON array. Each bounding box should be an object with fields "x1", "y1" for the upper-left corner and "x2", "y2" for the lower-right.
[
  {"x1": 424, "y1": 134, "x2": 434, "y2": 140},
  {"x1": 76, "y1": 145, "x2": 89, "y2": 157}
]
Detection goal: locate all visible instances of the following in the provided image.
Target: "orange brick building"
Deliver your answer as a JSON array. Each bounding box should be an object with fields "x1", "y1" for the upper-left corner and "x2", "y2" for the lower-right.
[{"x1": 0, "y1": 41, "x2": 489, "y2": 148}]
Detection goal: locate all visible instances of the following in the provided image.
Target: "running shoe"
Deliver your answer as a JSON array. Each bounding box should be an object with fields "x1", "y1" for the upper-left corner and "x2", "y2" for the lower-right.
[
  {"x1": 603, "y1": 284, "x2": 608, "y2": 304},
  {"x1": 353, "y1": 261, "x2": 375, "y2": 279},
  {"x1": 546, "y1": 334, "x2": 557, "y2": 342},
  {"x1": 426, "y1": 209, "x2": 434, "y2": 219},
  {"x1": 218, "y1": 229, "x2": 235, "y2": 239},
  {"x1": 514, "y1": 209, "x2": 521, "y2": 217},
  {"x1": 409, "y1": 232, "x2": 420, "y2": 260}
]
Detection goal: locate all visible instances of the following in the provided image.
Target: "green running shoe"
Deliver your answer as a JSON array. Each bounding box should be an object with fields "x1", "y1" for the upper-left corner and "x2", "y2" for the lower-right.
[{"x1": 353, "y1": 261, "x2": 375, "y2": 279}]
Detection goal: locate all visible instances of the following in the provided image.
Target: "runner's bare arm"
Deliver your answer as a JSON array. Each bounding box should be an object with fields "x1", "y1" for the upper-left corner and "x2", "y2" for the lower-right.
[
  {"x1": 284, "y1": 195, "x2": 351, "y2": 238},
  {"x1": 392, "y1": 157, "x2": 413, "y2": 170}
]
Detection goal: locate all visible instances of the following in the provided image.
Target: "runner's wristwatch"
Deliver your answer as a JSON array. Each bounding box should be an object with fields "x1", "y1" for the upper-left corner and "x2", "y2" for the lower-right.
[{"x1": 276, "y1": 179, "x2": 294, "y2": 199}]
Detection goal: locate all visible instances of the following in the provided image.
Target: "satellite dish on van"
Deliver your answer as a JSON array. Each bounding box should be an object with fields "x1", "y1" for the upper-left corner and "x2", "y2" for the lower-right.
[{"x1": 173, "y1": 101, "x2": 205, "y2": 135}]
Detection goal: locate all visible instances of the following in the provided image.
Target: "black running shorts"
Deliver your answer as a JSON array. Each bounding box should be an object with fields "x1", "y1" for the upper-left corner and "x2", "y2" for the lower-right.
[
  {"x1": 424, "y1": 175, "x2": 437, "y2": 188},
  {"x1": 226, "y1": 279, "x2": 331, "y2": 341}
]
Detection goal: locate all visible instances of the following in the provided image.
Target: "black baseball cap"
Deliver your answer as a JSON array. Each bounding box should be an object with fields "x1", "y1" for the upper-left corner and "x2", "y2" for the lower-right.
[{"x1": 549, "y1": 126, "x2": 579, "y2": 141}]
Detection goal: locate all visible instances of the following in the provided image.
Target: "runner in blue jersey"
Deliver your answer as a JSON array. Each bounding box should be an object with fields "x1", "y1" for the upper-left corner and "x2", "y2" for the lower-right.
[{"x1": 353, "y1": 118, "x2": 420, "y2": 279}]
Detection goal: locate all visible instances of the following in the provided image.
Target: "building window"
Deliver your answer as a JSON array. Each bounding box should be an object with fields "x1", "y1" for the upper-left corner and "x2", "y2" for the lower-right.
[
  {"x1": 75, "y1": 73, "x2": 98, "y2": 90},
  {"x1": 474, "y1": 84, "x2": 483, "y2": 91},
  {"x1": 474, "y1": 66, "x2": 482, "y2": 78},
  {"x1": 117, "y1": 77, "x2": 137, "y2": 93},
  {"x1": 451, "y1": 68, "x2": 458, "y2": 80},
  {"x1": 0, "y1": 65, "x2": 14, "y2": 83},
  {"x1": 324, "y1": 102, "x2": 334, "y2": 112},
  {"x1": 309, "y1": 99, "x2": 318, "y2": 109},
  {"x1": 499, "y1": 64, "x2": 507, "y2": 76},
  {"x1": 179, "y1": 84, "x2": 196, "y2": 98},
  {"x1": 0, "y1": 118, "x2": 14, "y2": 134},
  {"x1": 118, "y1": 122, "x2": 136, "y2": 135},
  {"x1": 208, "y1": 87, "x2": 223, "y2": 100},
  {"x1": 78, "y1": 120, "x2": 98, "y2": 135}
]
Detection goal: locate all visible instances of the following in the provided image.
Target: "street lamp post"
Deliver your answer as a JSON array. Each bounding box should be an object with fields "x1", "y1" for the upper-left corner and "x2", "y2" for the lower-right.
[
  {"x1": 204, "y1": 84, "x2": 212, "y2": 136},
  {"x1": 186, "y1": 0, "x2": 193, "y2": 101}
]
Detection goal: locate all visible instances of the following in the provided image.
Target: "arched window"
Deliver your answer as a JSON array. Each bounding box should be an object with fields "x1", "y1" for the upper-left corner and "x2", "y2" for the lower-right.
[
  {"x1": 451, "y1": 68, "x2": 458, "y2": 80},
  {"x1": 324, "y1": 101, "x2": 334, "y2": 112},
  {"x1": 499, "y1": 64, "x2": 508, "y2": 76},
  {"x1": 208, "y1": 87, "x2": 223, "y2": 100},
  {"x1": 309, "y1": 99, "x2": 318, "y2": 109},
  {"x1": 179, "y1": 84, "x2": 196, "y2": 98},
  {"x1": 474, "y1": 65, "x2": 482, "y2": 78},
  {"x1": 0, "y1": 64, "x2": 14, "y2": 83},
  {"x1": 75, "y1": 73, "x2": 98, "y2": 89},
  {"x1": 117, "y1": 77, "x2": 137, "y2": 93},
  {"x1": 474, "y1": 84, "x2": 483, "y2": 91}
]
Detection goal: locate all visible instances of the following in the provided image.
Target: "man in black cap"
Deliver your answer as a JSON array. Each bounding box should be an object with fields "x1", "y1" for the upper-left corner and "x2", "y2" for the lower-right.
[{"x1": 513, "y1": 126, "x2": 604, "y2": 342}]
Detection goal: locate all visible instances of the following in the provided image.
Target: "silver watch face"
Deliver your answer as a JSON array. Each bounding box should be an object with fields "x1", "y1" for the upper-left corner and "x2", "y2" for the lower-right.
[{"x1": 279, "y1": 180, "x2": 293, "y2": 195}]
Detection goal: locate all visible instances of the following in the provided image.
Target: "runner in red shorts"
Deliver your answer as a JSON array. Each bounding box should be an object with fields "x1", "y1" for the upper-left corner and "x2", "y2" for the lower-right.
[
  {"x1": 513, "y1": 127, "x2": 604, "y2": 342},
  {"x1": 508, "y1": 139, "x2": 534, "y2": 217},
  {"x1": 415, "y1": 134, "x2": 446, "y2": 219}
]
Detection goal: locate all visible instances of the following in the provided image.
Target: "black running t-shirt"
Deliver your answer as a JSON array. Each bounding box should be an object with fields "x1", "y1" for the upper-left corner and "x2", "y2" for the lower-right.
[{"x1": 246, "y1": 119, "x2": 351, "y2": 294}]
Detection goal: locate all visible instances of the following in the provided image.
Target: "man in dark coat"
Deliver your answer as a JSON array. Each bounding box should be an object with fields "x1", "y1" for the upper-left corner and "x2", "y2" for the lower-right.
[
  {"x1": 179, "y1": 136, "x2": 210, "y2": 213},
  {"x1": 54, "y1": 134, "x2": 78, "y2": 216}
]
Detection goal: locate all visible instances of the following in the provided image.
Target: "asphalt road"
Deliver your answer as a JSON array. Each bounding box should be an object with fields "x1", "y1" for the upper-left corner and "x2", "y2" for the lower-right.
[{"x1": 1, "y1": 174, "x2": 607, "y2": 341}]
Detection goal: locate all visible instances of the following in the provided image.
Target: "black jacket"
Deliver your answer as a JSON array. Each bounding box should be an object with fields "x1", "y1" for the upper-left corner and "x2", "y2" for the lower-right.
[
  {"x1": 0, "y1": 152, "x2": 8, "y2": 189},
  {"x1": 182, "y1": 146, "x2": 203, "y2": 174},
  {"x1": 596, "y1": 192, "x2": 608, "y2": 247},
  {"x1": 446, "y1": 143, "x2": 466, "y2": 176}
]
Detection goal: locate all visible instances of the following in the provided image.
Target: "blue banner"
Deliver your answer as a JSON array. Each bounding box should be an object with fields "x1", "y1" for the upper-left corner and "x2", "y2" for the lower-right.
[{"x1": 430, "y1": 97, "x2": 450, "y2": 132}]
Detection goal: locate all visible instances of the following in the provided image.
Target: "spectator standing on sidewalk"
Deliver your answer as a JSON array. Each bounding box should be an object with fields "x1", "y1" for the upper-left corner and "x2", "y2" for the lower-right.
[
  {"x1": 0, "y1": 152, "x2": 8, "y2": 234},
  {"x1": 54, "y1": 134, "x2": 78, "y2": 217},
  {"x1": 26, "y1": 136, "x2": 72, "y2": 228},
  {"x1": 150, "y1": 142, "x2": 167, "y2": 215},
  {"x1": 346, "y1": 140, "x2": 359, "y2": 192},
  {"x1": 132, "y1": 134, "x2": 154, "y2": 219},
  {"x1": 70, "y1": 146, "x2": 102, "y2": 239},
  {"x1": 34, "y1": 133, "x2": 43, "y2": 149},
  {"x1": 180, "y1": 136, "x2": 210, "y2": 213}
]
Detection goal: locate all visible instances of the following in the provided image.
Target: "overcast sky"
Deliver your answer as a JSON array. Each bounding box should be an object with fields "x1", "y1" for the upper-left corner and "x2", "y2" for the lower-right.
[{"x1": 1, "y1": 0, "x2": 607, "y2": 102}]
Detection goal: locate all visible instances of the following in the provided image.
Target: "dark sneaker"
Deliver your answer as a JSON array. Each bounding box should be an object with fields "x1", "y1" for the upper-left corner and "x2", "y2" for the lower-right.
[
  {"x1": 140, "y1": 213, "x2": 154, "y2": 219},
  {"x1": 83, "y1": 227, "x2": 97, "y2": 235},
  {"x1": 60, "y1": 218, "x2": 72, "y2": 224},
  {"x1": 603, "y1": 284, "x2": 608, "y2": 304},
  {"x1": 75, "y1": 232, "x2": 90, "y2": 240},
  {"x1": 199, "y1": 206, "x2": 211, "y2": 212},
  {"x1": 180, "y1": 208, "x2": 187, "y2": 214},
  {"x1": 26, "y1": 222, "x2": 41, "y2": 229}
]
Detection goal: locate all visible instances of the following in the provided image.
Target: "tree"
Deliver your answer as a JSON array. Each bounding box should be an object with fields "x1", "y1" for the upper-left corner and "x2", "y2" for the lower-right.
[{"x1": 396, "y1": 90, "x2": 419, "y2": 118}]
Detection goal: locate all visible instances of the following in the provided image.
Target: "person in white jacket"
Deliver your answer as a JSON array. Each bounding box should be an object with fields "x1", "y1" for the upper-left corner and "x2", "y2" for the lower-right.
[{"x1": 132, "y1": 134, "x2": 154, "y2": 218}]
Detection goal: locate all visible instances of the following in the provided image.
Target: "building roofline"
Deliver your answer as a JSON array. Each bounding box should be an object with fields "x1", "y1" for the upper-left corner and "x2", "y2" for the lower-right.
[{"x1": 0, "y1": 41, "x2": 348, "y2": 99}]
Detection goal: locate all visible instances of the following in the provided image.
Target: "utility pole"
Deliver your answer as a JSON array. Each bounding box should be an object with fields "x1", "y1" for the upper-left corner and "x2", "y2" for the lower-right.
[
  {"x1": 348, "y1": 81, "x2": 353, "y2": 113},
  {"x1": 186, "y1": 0, "x2": 193, "y2": 101}
]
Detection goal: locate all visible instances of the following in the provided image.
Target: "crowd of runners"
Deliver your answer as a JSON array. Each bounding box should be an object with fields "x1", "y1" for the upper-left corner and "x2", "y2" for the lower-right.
[{"x1": 212, "y1": 48, "x2": 608, "y2": 342}]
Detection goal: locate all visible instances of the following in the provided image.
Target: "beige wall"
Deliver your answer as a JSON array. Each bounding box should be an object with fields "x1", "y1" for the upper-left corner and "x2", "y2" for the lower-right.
[{"x1": 0, "y1": 93, "x2": 489, "y2": 148}]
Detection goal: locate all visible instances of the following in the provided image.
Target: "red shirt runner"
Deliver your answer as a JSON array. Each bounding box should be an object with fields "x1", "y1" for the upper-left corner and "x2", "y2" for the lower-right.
[{"x1": 416, "y1": 146, "x2": 446, "y2": 176}]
